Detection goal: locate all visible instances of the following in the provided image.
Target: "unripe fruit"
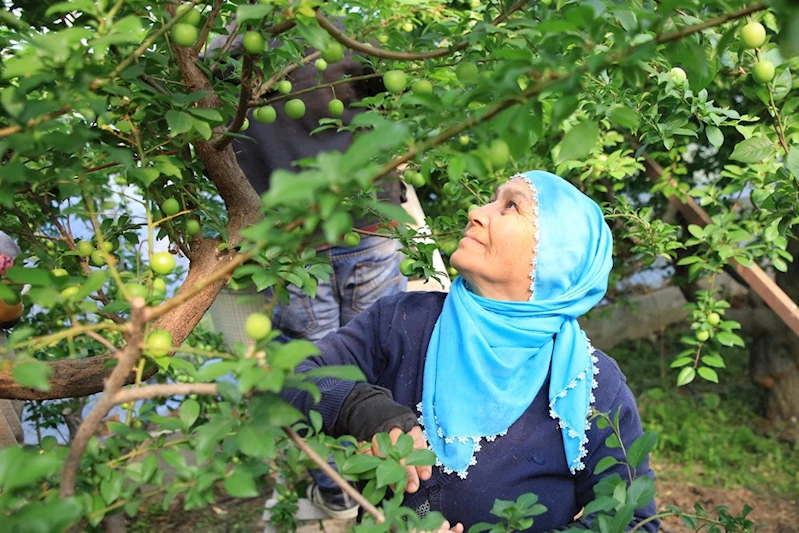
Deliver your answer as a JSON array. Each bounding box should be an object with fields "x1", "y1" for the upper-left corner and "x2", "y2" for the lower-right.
[
  {"x1": 61, "y1": 286, "x2": 80, "y2": 300},
  {"x1": 443, "y1": 182, "x2": 458, "y2": 196},
  {"x1": 400, "y1": 258, "x2": 416, "y2": 276},
  {"x1": 254, "y1": 105, "x2": 277, "y2": 124},
  {"x1": 377, "y1": 34, "x2": 389, "y2": 44},
  {"x1": 152, "y1": 278, "x2": 167, "y2": 296},
  {"x1": 241, "y1": 118, "x2": 249, "y2": 131},
  {"x1": 343, "y1": 231, "x2": 361, "y2": 247},
  {"x1": 707, "y1": 312, "x2": 721, "y2": 326},
  {"x1": 177, "y1": 5, "x2": 201, "y2": 26},
  {"x1": 76, "y1": 240, "x2": 94, "y2": 257},
  {"x1": 125, "y1": 283, "x2": 148, "y2": 300},
  {"x1": 488, "y1": 139, "x2": 510, "y2": 169},
  {"x1": 100, "y1": 241, "x2": 114, "y2": 253},
  {"x1": 752, "y1": 60, "x2": 775, "y2": 84},
  {"x1": 669, "y1": 67, "x2": 687, "y2": 86},
  {"x1": 455, "y1": 62, "x2": 479, "y2": 84},
  {"x1": 321, "y1": 42, "x2": 344, "y2": 63},
  {"x1": 459, "y1": 135, "x2": 470, "y2": 146},
  {"x1": 277, "y1": 80, "x2": 292, "y2": 95},
  {"x1": 161, "y1": 198, "x2": 180, "y2": 216},
  {"x1": 245, "y1": 312, "x2": 272, "y2": 340},
  {"x1": 741, "y1": 21, "x2": 766, "y2": 49},
  {"x1": 402, "y1": 21, "x2": 414, "y2": 32},
  {"x1": 90, "y1": 251, "x2": 106, "y2": 267},
  {"x1": 408, "y1": 171, "x2": 425, "y2": 188},
  {"x1": 171, "y1": 23, "x2": 198, "y2": 48},
  {"x1": 315, "y1": 59, "x2": 328, "y2": 71},
  {"x1": 284, "y1": 99, "x2": 306, "y2": 119},
  {"x1": 186, "y1": 219, "x2": 201, "y2": 236},
  {"x1": 150, "y1": 251, "x2": 176, "y2": 275},
  {"x1": 695, "y1": 330, "x2": 710, "y2": 342},
  {"x1": 383, "y1": 70, "x2": 407, "y2": 94},
  {"x1": 52, "y1": 268, "x2": 68, "y2": 277},
  {"x1": 146, "y1": 329, "x2": 173, "y2": 358},
  {"x1": 328, "y1": 99, "x2": 344, "y2": 117},
  {"x1": 412, "y1": 79, "x2": 433, "y2": 96},
  {"x1": 242, "y1": 31, "x2": 264, "y2": 54}
]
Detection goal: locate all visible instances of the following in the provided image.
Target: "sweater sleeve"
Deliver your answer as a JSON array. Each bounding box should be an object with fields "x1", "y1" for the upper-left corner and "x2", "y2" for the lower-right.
[
  {"x1": 279, "y1": 296, "x2": 394, "y2": 434},
  {"x1": 575, "y1": 378, "x2": 660, "y2": 533}
]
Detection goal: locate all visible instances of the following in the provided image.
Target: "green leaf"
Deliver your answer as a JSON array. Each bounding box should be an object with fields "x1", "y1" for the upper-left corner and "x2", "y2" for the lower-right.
[
  {"x1": 605, "y1": 433, "x2": 621, "y2": 449},
  {"x1": 270, "y1": 340, "x2": 320, "y2": 370},
  {"x1": 224, "y1": 467, "x2": 259, "y2": 498},
  {"x1": 180, "y1": 398, "x2": 200, "y2": 429},
  {"x1": 196, "y1": 361, "x2": 237, "y2": 381},
  {"x1": 77, "y1": 270, "x2": 109, "y2": 299},
  {"x1": 404, "y1": 449, "x2": 437, "y2": 466},
  {"x1": 627, "y1": 476, "x2": 656, "y2": 509},
  {"x1": 236, "y1": 4, "x2": 273, "y2": 23},
  {"x1": 729, "y1": 137, "x2": 775, "y2": 164},
  {"x1": 341, "y1": 454, "x2": 383, "y2": 475},
  {"x1": 5, "y1": 266, "x2": 51, "y2": 287},
  {"x1": 375, "y1": 458, "x2": 406, "y2": 488},
  {"x1": 582, "y1": 496, "x2": 618, "y2": 516},
  {"x1": 676, "y1": 367, "x2": 696, "y2": 386},
  {"x1": 626, "y1": 431, "x2": 658, "y2": 469},
  {"x1": 304, "y1": 365, "x2": 366, "y2": 381},
  {"x1": 716, "y1": 331, "x2": 744, "y2": 347},
  {"x1": 249, "y1": 394, "x2": 303, "y2": 426},
  {"x1": 12, "y1": 359, "x2": 53, "y2": 391},
  {"x1": 686, "y1": 225, "x2": 704, "y2": 239},
  {"x1": 557, "y1": 121, "x2": 599, "y2": 164},
  {"x1": 701, "y1": 354, "x2": 726, "y2": 368},
  {"x1": 608, "y1": 106, "x2": 640, "y2": 130},
  {"x1": 362, "y1": 478, "x2": 387, "y2": 505},
  {"x1": 100, "y1": 473, "x2": 124, "y2": 505},
  {"x1": 786, "y1": 146, "x2": 799, "y2": 178},
  {"x1": 705, "y1": 126, "x2": 723, "y2": 148},
  {"x1": 670, "y1": 357, "x2": 693, "y2": 368},
  {"x1": 236, "y1": 424, "x2": 277, "y2": 459},
  {"x1": 593, "y1": 456, "x2": 620, "y2": 475},
  {"x1": 165, "y1": 110, "x2": 193, "y2": 136},
  {"x1": 447, "y1": 155, "x2": 466, "y2": 183},
  {"x1": 698, "y1": 366, "x2": 719, "y2": 383}
]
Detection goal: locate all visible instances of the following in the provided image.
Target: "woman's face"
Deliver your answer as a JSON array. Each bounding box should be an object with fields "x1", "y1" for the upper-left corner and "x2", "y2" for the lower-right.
[{"x1": 450, "y1": 178, "x2": 538, "y2": 301}]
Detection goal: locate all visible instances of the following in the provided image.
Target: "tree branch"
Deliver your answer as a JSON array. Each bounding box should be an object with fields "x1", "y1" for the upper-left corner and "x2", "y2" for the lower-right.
[
  {"x1": 60, "y1": 300, "x2": 145, "y2": 498},
  {"x1": 0, "y1": 105, "x2": 72, "y2": 140},
  {"x1": 113, "y1": 382, "x2": 217, "y2": 404},
  {"x1": 283, "y1": 426, "x2": 386, "y2": 523},
  {"x1": 252, "y1": 51, "x2": 322, "y2": 101},
  {"x1": 213, "y1": 54, "x2": 254, "y2": 150}
]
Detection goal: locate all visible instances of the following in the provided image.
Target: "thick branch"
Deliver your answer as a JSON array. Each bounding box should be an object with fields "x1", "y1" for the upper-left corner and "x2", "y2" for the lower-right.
[
  {"x1": 114, "y1": 382, "x2": 217, "y2": 404},
  {"x1": 214, "y1": 54, "x2": 254, "y2": 150}
]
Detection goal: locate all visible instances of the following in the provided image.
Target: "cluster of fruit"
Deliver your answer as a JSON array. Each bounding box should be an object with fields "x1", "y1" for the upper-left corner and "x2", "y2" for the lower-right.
[
  {"x1": 253, "y1": 43, "x2": 347, "y2": 124},
  {"x1": 669, "y1": 20, "x2": 774, "y2": 87}
]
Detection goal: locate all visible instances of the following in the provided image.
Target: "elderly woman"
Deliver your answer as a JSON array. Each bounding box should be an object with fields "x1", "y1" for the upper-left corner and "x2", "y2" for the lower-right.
[{"x1": 282, "y1": 171, "x2": 658, "y2": 532}]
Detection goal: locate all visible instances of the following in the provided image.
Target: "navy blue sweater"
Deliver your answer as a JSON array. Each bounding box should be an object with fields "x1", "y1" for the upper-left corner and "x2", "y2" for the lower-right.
[{"x1": 282, "y1": 291, "x2": 659, "y2": 532}]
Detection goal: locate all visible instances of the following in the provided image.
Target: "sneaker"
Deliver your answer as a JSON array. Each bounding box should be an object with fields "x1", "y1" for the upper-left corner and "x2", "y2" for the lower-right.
[{"x1": 306, "y1": 482, "x2": 360, "y2": 520}]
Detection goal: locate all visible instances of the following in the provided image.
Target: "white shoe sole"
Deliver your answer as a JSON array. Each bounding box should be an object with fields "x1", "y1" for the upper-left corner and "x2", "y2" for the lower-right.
[{"x1": 306, "y1": 484, "x2": 360, "y2": 520}]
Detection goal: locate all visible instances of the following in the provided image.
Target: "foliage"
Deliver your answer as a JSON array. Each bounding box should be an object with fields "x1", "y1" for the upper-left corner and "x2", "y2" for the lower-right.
[{"x1": 0, "y1": 0, "x2": 798, "y2": 530}]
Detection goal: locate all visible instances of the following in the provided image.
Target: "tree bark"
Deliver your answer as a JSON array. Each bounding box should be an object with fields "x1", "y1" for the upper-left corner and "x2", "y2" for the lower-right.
[{"x1": 0, "y1": 38, "x2": 262, "y2": 401}]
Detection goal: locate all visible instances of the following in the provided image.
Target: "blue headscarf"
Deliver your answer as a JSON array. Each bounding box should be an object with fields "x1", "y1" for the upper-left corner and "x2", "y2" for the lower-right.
[{"x1": 419, "y1": 170, "x2": 613, "y2": 477}]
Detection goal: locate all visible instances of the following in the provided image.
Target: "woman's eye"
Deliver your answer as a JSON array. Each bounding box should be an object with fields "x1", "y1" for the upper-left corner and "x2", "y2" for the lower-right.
[{"x1": 506, "y1": 200, "x2": 517, "y2": 210}]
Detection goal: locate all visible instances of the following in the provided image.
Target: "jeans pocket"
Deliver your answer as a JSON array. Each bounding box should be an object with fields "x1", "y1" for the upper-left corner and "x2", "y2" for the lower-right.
[
  {"x1": 351, "y1": 253, "x2": 403, "y2": 313},
  {"x1": 272, "y1": 284, "x2": 318, "y2": 339}
]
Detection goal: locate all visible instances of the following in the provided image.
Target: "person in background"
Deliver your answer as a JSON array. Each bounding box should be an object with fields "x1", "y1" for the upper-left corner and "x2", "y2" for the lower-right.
[
  {"x1": 281, "y1": 171, "x2": 660, "y2": 532},
  {"x1": 207, "y1": 28, "x2": 407, "y2": 518},
  {"x1": 1, "y1": 230, "x2": 26, "y2": 448}
]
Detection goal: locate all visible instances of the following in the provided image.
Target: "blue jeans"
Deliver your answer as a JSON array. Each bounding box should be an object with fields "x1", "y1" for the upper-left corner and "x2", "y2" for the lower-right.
[
  {"x1": 271, "y1": 235, "x2": 406, "y2": 498},
  {"x1": 272, "y1": 235, "x2": 406, "y2": 342}
]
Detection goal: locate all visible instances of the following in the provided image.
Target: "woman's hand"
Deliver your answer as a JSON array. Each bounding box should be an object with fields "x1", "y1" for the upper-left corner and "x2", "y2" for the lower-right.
[
  {"x1": 435, "y1": 520, "x2": 464, "y2": 533},
  {"x1": 366, "y1": 425, "x2": 432, "y2": 494}
]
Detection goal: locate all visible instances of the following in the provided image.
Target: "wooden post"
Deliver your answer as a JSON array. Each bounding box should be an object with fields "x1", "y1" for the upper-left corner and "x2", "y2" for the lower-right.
[{"x1": 643, "y1": 158, "x2": 799, "y2": 338}]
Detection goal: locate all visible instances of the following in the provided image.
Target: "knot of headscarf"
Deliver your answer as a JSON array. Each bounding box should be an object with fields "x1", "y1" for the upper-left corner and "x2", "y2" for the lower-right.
[{"x1": 420, "y1": 170, "x2": 613, "y2": 477}]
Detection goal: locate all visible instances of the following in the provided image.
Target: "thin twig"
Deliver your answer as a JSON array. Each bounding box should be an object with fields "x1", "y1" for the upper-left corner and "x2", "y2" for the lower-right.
[
  {"x1": 283, "y1": 426, "x2": 386, "y2": 523},
  {"x1": 85, "y1": 331, "x2": 118, "y2": 353},
  {"x1": 315, "y1": 0, "x2": 531, "y2": 61},
  {"x1": 190, "y1": 0, "x2": 224, "y2": 58},
  {"x1": 214, "y1": 54, "x2": 254, "y2": 150},
  {"x1": 0, "y1": 105, "x2": 72, "y2": 139},
  {"x1": 113, "y1": 382, "x2": 217, "y2": 404},
  {"x1": 252, "y1": 51, "x2": 322, "y2": 101}
]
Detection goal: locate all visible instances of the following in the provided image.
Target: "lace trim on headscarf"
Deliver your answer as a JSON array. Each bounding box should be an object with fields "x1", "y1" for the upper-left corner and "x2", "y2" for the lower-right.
[
  {"x1": 509, "y1": 172, "x2": 540, "y2": 302},
  {"x1": 548, "y1": 339, "x2": 600, "y2": 474},
  {"x1": 415, "y1": 402, "x2": 508, "y2": 479}
]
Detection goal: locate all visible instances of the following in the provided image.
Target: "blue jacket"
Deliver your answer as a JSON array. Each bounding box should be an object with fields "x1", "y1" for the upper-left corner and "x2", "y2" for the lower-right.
[{"x1": 282, "y1": 291, "x2": 659, "y2": 532}]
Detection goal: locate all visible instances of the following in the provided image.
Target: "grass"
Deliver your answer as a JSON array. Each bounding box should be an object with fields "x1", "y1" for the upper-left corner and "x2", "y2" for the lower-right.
[{"x1": 611, "y1": 326, "x2": 799, "y2": 498}]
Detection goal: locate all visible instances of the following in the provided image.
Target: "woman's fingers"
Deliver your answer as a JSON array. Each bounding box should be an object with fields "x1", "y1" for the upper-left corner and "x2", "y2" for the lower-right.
[
  {"x1": 451, "y1": 523, "x2": 465, "y2": 533},
  {"x1": 435, "y1": 520, "x2": 464, "y2": 533},
  {"x1": 408, "y1": 426, "x2": 433, "y2": 481}
]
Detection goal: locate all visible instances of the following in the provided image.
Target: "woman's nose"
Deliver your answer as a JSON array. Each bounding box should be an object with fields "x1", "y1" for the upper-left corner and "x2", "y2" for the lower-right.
[{"x1": 467, "y1": 202, "x2": 490, "y2": 227}]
